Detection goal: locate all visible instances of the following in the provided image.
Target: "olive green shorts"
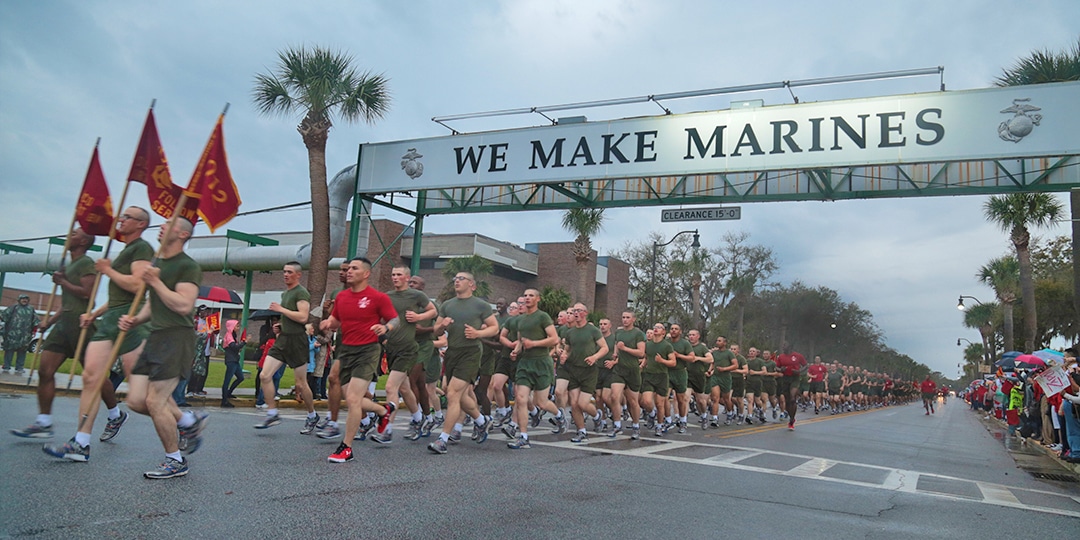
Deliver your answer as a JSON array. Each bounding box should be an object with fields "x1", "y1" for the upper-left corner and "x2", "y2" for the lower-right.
[
  {"x1": 731, "y1": 375, "x2": 745, "y2": 398},
  {"x1": 515, "y1": 356, "x2": 554, "y2": 391},
  {"x1": 597, "y1": 367, "x2": 613, "y2": 390},
  {"x1": 687, "y1": 368, "x2": 708, "y2": 394},
  {"x1": 559, "y1": 363, "x2": 598, "y2": 395},
  {"x1": 610, "y1": 362, "x2": 641, "y2": 393},
  {"x1": 668, "y1": 368, "x2": 688, "y2": 394},
  {"x1": 762, "y1": 379, "x2": 777, "y2": 396},
  {"x1": 90, "y1": 305, "x2": 149, "y2": 356},
  {"x1": 494, "y1": 354, "x2": 515, "y2": 377},
  {"x1": 385, "y1": 340, "x2": 419, "y2": 373},
  {"x1": 778, "y1": 375, "x2": 800, "y2": 397},
  {"x1": 42, "y1": 312, "x2": 94, "y2": 361},
  {"x1": 641, "y1": 371, "x2": 669, "y2": 394},
  {"x1": 424, "y1": 347, "x2": 442, "y2": 384},
  {"x1": 338, "y1": 342, "x2": 381, "y2": 387},
  {"x1": 132, "y1": 327, "x2": 194, "y2": 381},
  {"x1": 479, "y1": 345, "x2": 496, "y2": 377},
  {"x1": 444, "y1": 345, "x2": 481, "y2": 384},
  {"x1": 268, "y1": 333, "x2": 309, "y2": 369},
  {"x1": 745, "y1": 377, "x2": 763, "y2": 395},
  {"x1": 710, "y1": 373, "x2": 730, "y2": 394}
]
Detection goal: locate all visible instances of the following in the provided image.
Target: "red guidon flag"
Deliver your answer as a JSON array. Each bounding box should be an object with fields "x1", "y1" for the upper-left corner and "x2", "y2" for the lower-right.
[
  {"x1": 184, "y1": 115, "x2": 241, "y2": 232},
  {"x1": 127, "y1": 109, "x2": 198, "y2": 223},
  {"x1": 75, "y1": 146, "x2": 114, "y2": 236}
]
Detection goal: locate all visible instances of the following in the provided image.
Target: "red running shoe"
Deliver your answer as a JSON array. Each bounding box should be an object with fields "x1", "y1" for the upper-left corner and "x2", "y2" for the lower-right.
[
  {"x1": 377, "y1": 403, "x2": 396, "y2": 434},
  {"x1": 787, "y1": 419, "x2": 795, "y2": 431},
  {"x1": 328, "y1": 443, "x2": 353, "y2": 463}
]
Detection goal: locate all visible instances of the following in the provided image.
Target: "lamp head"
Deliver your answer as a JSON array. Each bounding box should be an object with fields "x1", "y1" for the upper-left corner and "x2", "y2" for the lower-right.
[{"x1": 691, "y1": 232, "x2": 700, "y2": 248}]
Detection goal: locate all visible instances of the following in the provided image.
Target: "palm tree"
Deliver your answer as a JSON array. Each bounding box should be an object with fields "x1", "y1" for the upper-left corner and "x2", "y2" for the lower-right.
[
  {"x1": 984, "y1": 195, "x2": 1064, "y2": 351},
  {"x1": 962, "y1": 302, "x2": 998, "y2": 367},
  {"x1": 977, "y1": 256, "x2": 1020, "y2": 351},
  {"x1": 252, "y1": 45, "x2": 391, "y2": 311},
  {"x1": 438, "y1": 255, "x2": 493, "y2": 302},
  {"x1": 994, "y1": 39, "x2": 1080, "y2": 345},
  {"x1": 561, "y1": 208, "x2": 605, "y2": 306}
]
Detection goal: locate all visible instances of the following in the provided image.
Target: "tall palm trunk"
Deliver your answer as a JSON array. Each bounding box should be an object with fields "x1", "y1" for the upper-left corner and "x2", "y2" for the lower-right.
[
  {"x1": 691, "y1": 272, "x2": 702, "y2": 331},
  {"x1": 301, "y1": 114, "x2": 331, "y2": 315},
  {"x1": 1002, "y1": 301, "x2": 1015, "y2": 352},
  {"x1": 1012, "y1": 226, "x2": 1036, "y2": 352},
  {"x1": 1073, "y1": 188, "x2": 1079, "y2": 331}
]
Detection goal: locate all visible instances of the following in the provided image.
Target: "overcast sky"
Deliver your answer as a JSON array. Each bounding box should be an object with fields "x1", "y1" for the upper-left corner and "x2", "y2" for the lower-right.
[{"x1": 1, "y1": 1, "x2": 1077, "y2": 378}]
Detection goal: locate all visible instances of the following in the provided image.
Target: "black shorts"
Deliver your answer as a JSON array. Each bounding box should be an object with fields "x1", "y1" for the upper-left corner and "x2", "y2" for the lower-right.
[
  {"x1": 132, "y1": 327, "x2": 195, "y2": 381},
  {"x1": 810, "y1": 381, "x2": 826, "y2": 393},
  {"x1": 268, "y1": 333, "x2": 309, "y2": 369}
]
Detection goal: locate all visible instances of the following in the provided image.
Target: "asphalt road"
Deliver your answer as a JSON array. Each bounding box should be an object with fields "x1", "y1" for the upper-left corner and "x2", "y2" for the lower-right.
[{"x1": 2, "y1": 393, "x2": 1078, "y2": 539}]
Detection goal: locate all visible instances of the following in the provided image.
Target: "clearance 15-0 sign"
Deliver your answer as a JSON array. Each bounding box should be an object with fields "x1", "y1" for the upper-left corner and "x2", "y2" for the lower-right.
[{"x1": 357, "y1": 81, "x2": 1079, "y2": 193}]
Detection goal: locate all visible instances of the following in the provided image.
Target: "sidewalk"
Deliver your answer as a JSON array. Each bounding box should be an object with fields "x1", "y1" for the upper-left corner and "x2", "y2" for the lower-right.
[
  {"x1": 973, "y1": 405, "x2": 1080, "y2": 475},
  {"x1": 0, "y1": 368, "x2": 354, "y2": 410}
]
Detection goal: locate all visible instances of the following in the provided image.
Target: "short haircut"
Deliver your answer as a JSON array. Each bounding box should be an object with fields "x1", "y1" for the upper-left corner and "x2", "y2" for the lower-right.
[
  {"x1": 349, "y1": 257, "x2": 373, "y2": 270},
  {"x1": 391, "y1": 265, "x2": 411, "y2": 276},
  {"x1": 129, "y1": 206, "x2": 151, "y2": 222},
  {"x1": 284, "y1": 261, "x2": 303, "y2": 272}
]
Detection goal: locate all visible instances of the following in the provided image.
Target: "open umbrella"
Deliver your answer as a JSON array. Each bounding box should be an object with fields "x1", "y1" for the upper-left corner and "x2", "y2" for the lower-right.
[
  {"x1": 248, "y1": 309, "x2": 279, "y2": 321},
  {"x1": 994, "y1": 356, "x2": 1016, "y2": 371},
  {"x1": 198, "y1": 285, "x2": 243, "y2": 304},
  {"x1": 1014, "y1": 354, "x2": 1046, "y2": 369},
  {"x1": 1032, "y1": 348, "x2": 1064, "y2": 364}
]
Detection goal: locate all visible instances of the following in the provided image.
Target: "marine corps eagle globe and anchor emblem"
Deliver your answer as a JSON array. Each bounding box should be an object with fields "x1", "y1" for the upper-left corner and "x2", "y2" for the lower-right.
[
  {"x1": 401, "y1": 148, "x2": 424, "y2": 179},
  {"x1": 998, "y1": 98, "x2": 1042, "y2": 143}
]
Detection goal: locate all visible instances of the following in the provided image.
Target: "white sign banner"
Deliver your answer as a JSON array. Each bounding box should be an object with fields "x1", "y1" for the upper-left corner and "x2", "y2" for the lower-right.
[
  {"x1": 1034, "y1": 365, "x2": 1071, "y2": 397},
  {"x1": 358, "y1": 82, "x2": 1080, "y2": 193}
]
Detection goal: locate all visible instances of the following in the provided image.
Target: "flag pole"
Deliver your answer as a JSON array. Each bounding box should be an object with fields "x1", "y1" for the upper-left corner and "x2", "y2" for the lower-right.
[
  {"x1": 24, "y1": 138, "x2": 100, "y2": 385},
  {"x1": 61, "y1": 100, "x2": 156, "y2": 389}
]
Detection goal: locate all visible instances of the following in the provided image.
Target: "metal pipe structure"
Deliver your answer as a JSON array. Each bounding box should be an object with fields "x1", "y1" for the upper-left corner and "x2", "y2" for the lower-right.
[{"x1": 0, "y1": 165, "x2": 369, "y2": 274}]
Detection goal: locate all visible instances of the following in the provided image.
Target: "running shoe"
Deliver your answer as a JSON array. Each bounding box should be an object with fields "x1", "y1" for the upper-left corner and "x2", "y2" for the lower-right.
[
  {"x1": 788, "y1": 419, "x2": 795, "y2": 431},
  {"x1": 501, "y1": 423, "x2": 518, "y2": 440},
  {"x1": 377, "y1": 403, "x2": 395, "y2": 434},
  {"x1": 473, "y1": 420, "x2": 490, "y2": 444},
  {"x1": 448, "y1": 430, "x2": 462, "y2": 444},
  {"x1": 254, "y1": 414, "x2": 281, "y2": 429},
  {"x1": 406, "y1": 419, "x2": 423, "y2": 441},
  {"x1": 178, "y1": 411, "x2": 210, "y2": 455},
  {"x1": 328, "y1": 443, "x2": 354, "y2": 463},
  {"x1": 419, "y1": 417, "x2": 435, "y2": 437},
  {"x1": 43, "y1": 438, "x2": 89, "y2": 462},
  {"x1": 630, "y1": 427, "x2": 640, "y2": 440},
  {"x1": 608, "y1": 426, "x2": 623, "y2": 438},
  {"x1": 372, "y1": 431, "x2": 393, "y2": 444},
  {"x1": 599, "y1": 420, "x2": 610, "y2": 433},
  {"x1": 427, "y1": 439, "x2": 448, "y2": 454},
  {"x1": 772, "y1": 408, "x2": 778, "y2": 420},
  {"x1": 355, "y1": 421, "x2": 376, "y2": 441},
  {"x1": 550, "y1": 414, "x2": 568, "y2": 435},
  {"x1": 571, "y1": 432, "x2": 589, "y2": 444},
  {"x1": 301, "y1": 416, "x2": 319, "y2": 435},
  {"x1": 100, "y1": 410, "x2": 129, "y2": 442},
  {"x1": 654, "y1": 426, "x2": 664, "y2": 437},
  {"x1": 315, "y1": 416, "x2": 330, "y2": 430},
  {"x1": 144, "y1": 457, "x2": 188, "y2": 479},
  {"x1": 316, "y1": 424, "x2": 342, "y2": 440},
  {"x1": 677, "y1": 421, "x2": 687, "y2": 434},
  {"x1": 589, "y1": 414, "x2": 604, "y2": 433},
  {"x1": 11, "y1": 422, "x2": 53, "y2": 439},
  {"x1": 529, "y1": 410, "x2": 543, "y2": 428},
  {"x1": 507, "y1": 435, "x2": 531, "y2": 449},
  {"x1": 700, "y1": 416, "x2": 709, "y2": 430}
]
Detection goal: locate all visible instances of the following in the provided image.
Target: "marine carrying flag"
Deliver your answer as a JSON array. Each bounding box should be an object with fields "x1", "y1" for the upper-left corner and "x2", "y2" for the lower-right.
[
  {"x1": 184, "y1": 115, "x2": 241, "y2": 232},
  {"x1": 127, "y1": 109, "x2": 198, "y2": 223},
  {"x1": 75, "y1": 147, "x2": 114, "y2": 236}
]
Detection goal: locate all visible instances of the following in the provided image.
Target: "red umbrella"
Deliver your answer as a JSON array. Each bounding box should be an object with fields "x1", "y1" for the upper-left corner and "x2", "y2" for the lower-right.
[
  {"x1": 1014, "y1": 354, "x2": 1046, "y2": 369},
  {"x1": 198, "y1": 285, "x2": 243, "y2": 304}
]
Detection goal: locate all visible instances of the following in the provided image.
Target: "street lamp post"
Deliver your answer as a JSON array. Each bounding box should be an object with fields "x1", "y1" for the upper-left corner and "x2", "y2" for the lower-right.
[
  {"x1": 957, "y1": 337, "x2": 974, "y2": 347},
  {"x1": 956, "y1": 295, "x2": 984, "y2": 311},
  {"x1": 650, "y1": 229, "x2": 700, "y2": 326}
]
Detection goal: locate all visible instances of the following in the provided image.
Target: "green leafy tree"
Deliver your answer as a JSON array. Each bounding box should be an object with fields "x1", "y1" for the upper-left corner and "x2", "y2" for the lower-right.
[
  {"x1": 252, "y1": 45, "x2": 391, "y2": 310},
  {"x1": 538, "y1": 286, "x2": 572, "y2": 321},
  {"x1": 1030, "y1": 236, "x2": 1078, "y2": 343},
  {"x1": 977, "y1": 256, "x2": 1019, "y2": 351},
  {"x1": 561, "y1": 208, "x2": 605, "y2": 306},
  {"x1": 437, "y1": 256, "x2": 493, "y2": 302},
  {"x1": 984, "y1": 194, "x2": 1064, "y2": 351},
  {"x1": 994, "y1": 38, "x2": 1080, "y2": 343},
  {"x1": 962, "y1": 301, "x2": 998, "y2": 367}
]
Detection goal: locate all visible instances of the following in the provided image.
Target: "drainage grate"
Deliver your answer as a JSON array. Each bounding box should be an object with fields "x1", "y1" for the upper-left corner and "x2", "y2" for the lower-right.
[{"x1": 1028, "y1": 471, "x2": 1079, "y2": 482}]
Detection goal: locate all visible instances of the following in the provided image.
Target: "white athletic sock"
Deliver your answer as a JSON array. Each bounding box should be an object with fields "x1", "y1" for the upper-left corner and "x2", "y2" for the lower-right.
[
  {"x1": 166, "y1": 451, "x2": 183, "y2": 462},
  {"x1": 177, "y1": 411, "x2": 196, "y2": 428},
  {"x1": 474, "y1": 415, "x2": 486, "y2": 426},
  {"x1": 268, "y1": 408, "x2": 279, "y2": 417},
  {"x1": 531, "y1": 407, "x2": 539, "y2": 416},
  {"x1": 555, "y1": 411, "x2": 564, "y2": 419},
  {"x1": 328, "y1": 421, "x2": 338, "y2": 428},
  {"x1": 307, "y1": 412, "x2": 317, "y2": 419},
  {"x1": 439, "y1": 432, "x2": 449, "y2": 442},
  {"x1": 412, "y1": 411, "x2": 423, "y2": 423},
  {"x1": 434, "y1": 411, "x2": 444, "y2": 420},
  {"x1": 521, "y1": 432, "x2": 529, "y2": 440},
  {"x1": 385, "y1": 425, "x2": 393, "y2": 434},
  {"x1": 108, "y1": 407, "x2": 121, "y2": 420},
  {"x1": 37, "y1": 414, "x2": 52, "y2": 427},
  {"x1": 453, "y1": 423, "x2": 464, "y2": 433},
  {"x1": 74, "y1": 432, "x2": 91, "y2": 447},
  {"x1": 665, "y1": 416, "x2": 672, "y2": 423},
  {"x1": 614, "y1": 421, "x2": 622, "y2": 428},
  {"x1": 631, "y1": 423, "x2": 639, "y2": 429},
  {"x1": 360, "y1": 417, "x2": 371, "y2": 427},
  {"x1": 680, "y1": 416, "x2": 687, "y2": 423}
]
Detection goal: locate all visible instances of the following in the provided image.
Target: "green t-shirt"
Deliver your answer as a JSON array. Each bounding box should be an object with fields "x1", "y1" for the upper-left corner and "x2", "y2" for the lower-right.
[
  {"x1": 148, "y1": 252, "x2": 201, "y2": 331},
  {"x1": 827, "y1": 369, "x2": 843, "y2": 389},
  {"x1": 386, "y1": 287, "x2": 431, "y2": 346},
  {"x1": 670, "y1": 337, "x2": 692, "y2": 370},
  {"x1": 613, "y1": 327, "x2": 646, "y2": 367},
  {"x1": 514, "y1": 309, "x2": 554, "y2": 361},
  {"x1": 711, "y1": 349, "x2": 736, "y2": 384},
  {"x1": 279, "y1": 285, "x2": 311, "y2": 335},
  {"x1": 747, "y1": 356, "x2": 765, "y2": 380},
  {"x1": 414, "y1": 298, "x2": 439, "y2": 344},
  {"x1": 763, "y1": 359, "x2": 778, "y2": 378},
  {"x1": 439, "y1": 296, "x2": 492, "y2": 350},
  {"x1": 601, "y1": 333, "x2": 616, "y2": 371},
  {"x1": 563, "y1": 323, "x2": 603, "y2": 368},
  {"x1": 107, "y1": 237, "x2": 154, "y2": 309},
  {"x1": 61, "y1": 254, "x2": 96, "y2": 313},
  {"x1": 643, "y1": 339, "x2": 675, "y2": 375},
  {"x1": 688, "y1": 342, "x2": 709, "y2": 375}
]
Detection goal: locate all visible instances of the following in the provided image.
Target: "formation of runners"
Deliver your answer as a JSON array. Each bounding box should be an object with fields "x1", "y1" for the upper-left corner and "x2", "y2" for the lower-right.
[{"x1": 10, "y1": 215, "x2": 923, "y2": 474}]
